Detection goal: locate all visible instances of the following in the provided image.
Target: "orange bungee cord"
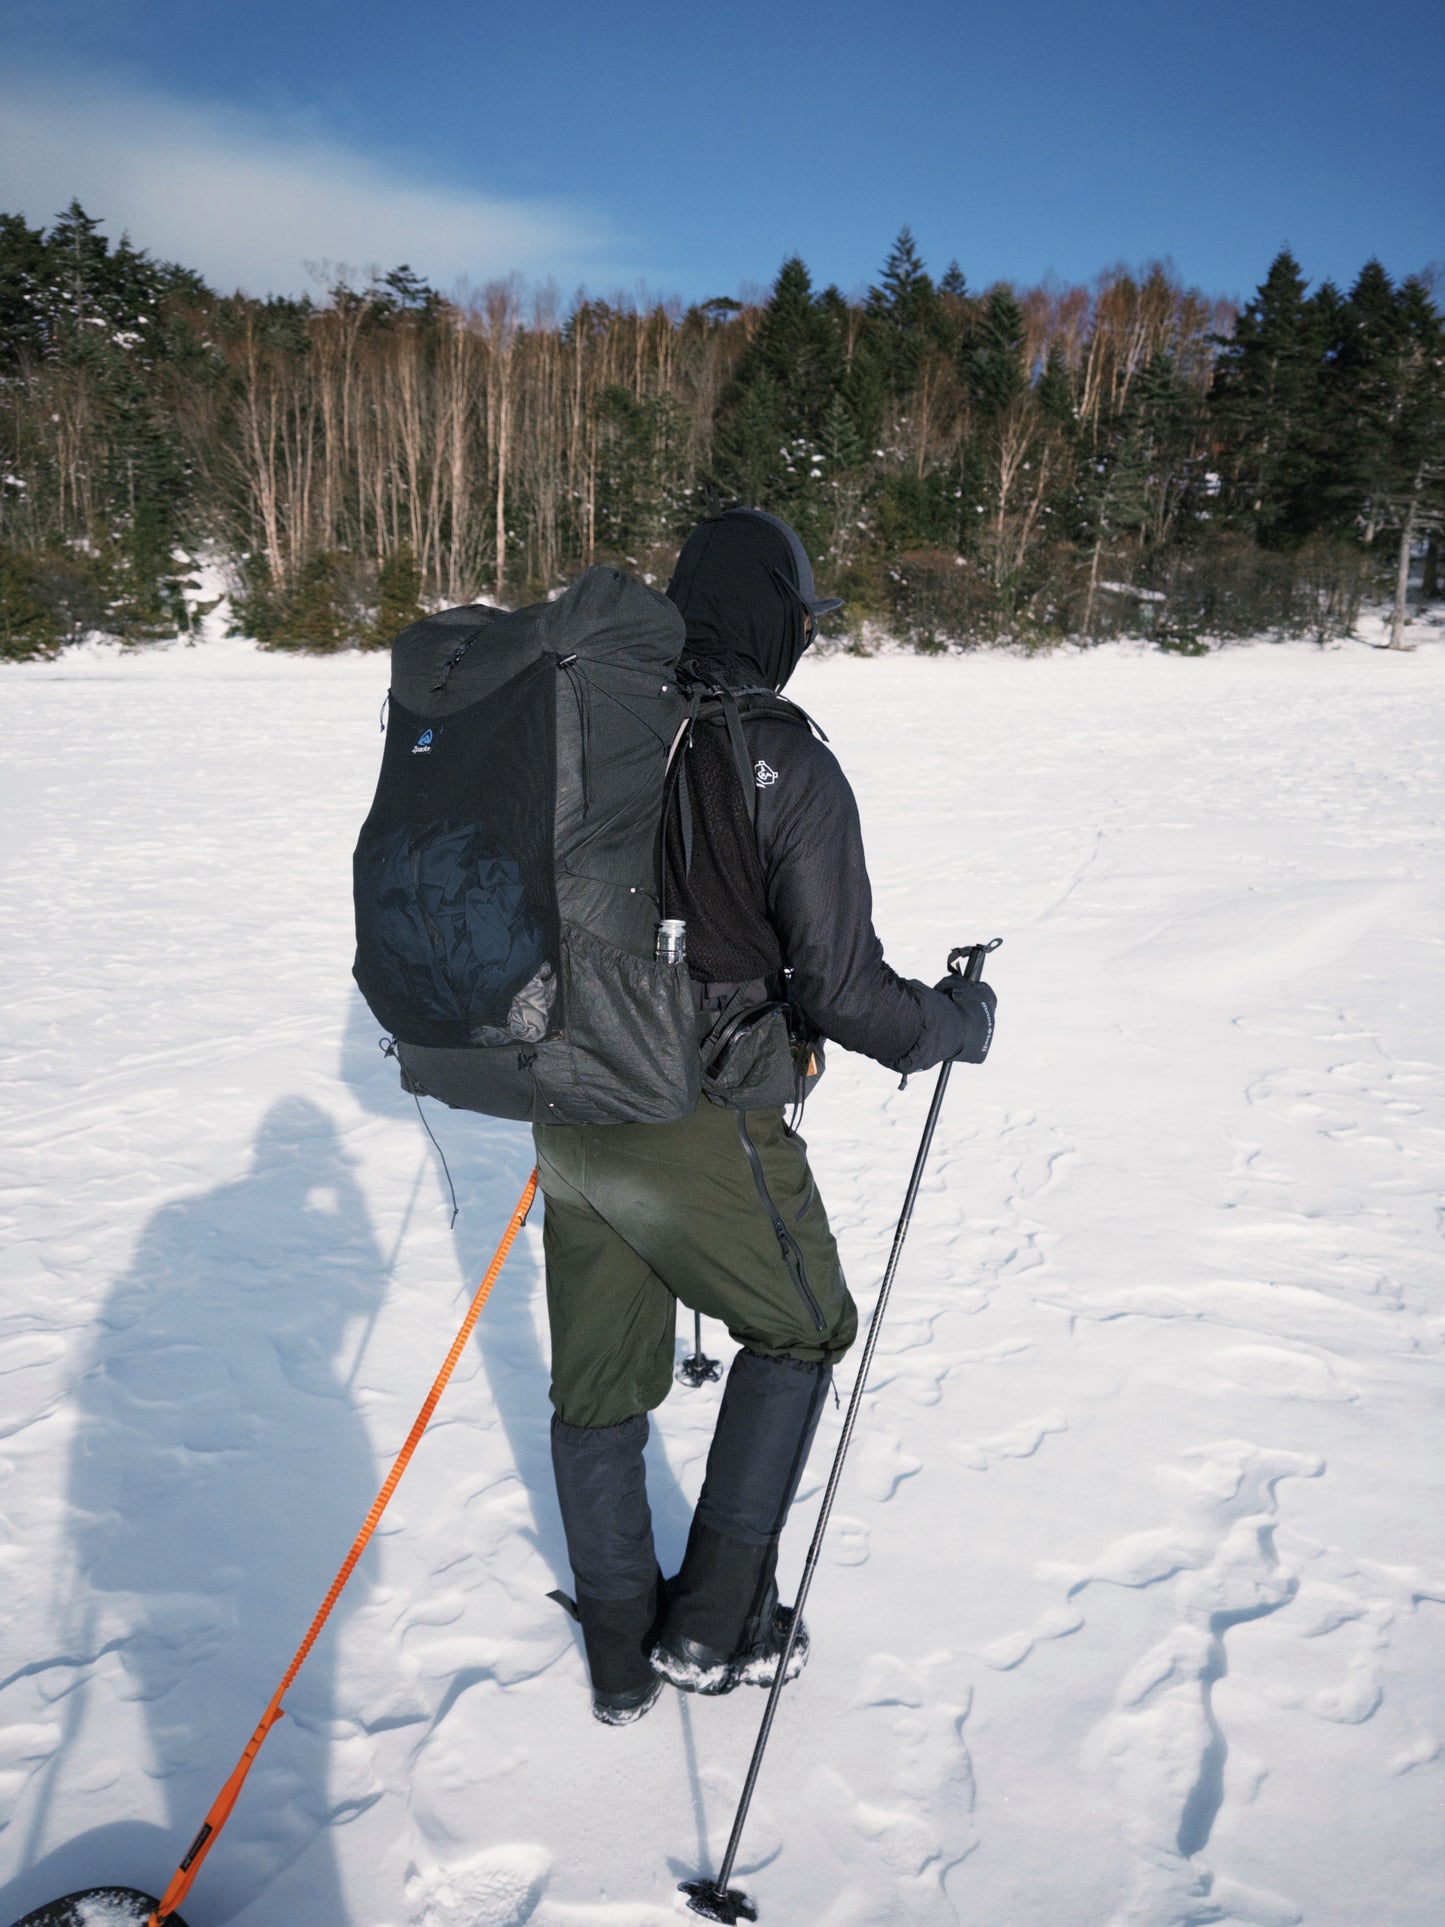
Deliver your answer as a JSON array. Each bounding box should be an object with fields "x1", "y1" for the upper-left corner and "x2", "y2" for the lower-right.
[{"x1": 140, "y1": 1168, "x2": 539, "y2": 1927}]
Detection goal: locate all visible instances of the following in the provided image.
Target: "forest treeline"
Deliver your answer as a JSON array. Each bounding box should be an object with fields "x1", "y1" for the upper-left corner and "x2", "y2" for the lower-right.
[{"x1": 1, "y1": 201, "x2": 1442, "y2": 658}]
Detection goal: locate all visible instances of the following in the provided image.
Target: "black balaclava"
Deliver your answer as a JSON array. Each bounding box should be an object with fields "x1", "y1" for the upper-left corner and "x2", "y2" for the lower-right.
[{"x1": 665, "y1": 509, "x2": 839, "y2": 691}]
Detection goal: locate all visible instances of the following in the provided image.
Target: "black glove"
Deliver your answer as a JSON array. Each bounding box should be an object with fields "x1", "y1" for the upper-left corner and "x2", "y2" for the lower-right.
[{"x1": 933, "y1": 975, "x2": 996, "y2": 1063}]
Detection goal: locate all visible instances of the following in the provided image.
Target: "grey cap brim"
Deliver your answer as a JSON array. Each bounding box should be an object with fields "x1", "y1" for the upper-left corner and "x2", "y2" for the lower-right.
[
  {"x1": 730, "y1": 507, "x2": 844, "y2": 617},
  {"x1": 771, "y1": 566, "x2": 844, "y2": 621}
]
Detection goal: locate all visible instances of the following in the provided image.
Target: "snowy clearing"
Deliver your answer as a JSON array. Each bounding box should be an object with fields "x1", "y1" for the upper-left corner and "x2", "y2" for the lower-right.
[{"x1": 1, "y1": 619, "x2": 1442, "y2": 1927}]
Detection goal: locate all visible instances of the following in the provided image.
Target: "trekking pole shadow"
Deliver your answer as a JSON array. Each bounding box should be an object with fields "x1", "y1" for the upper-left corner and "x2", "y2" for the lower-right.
[
  {"x1": 446, "y1": 1132, "x2": 700, "y2": 1591},
  {"x1": 677, "y1": 1697, "x2": 710, "y2": 1880},
  {"x1": 341, "y1": 990, "x2": 577, "y2": 1588},
  {"x1": 339, "y1": 989, "x2": 697, "y2": 1609}
]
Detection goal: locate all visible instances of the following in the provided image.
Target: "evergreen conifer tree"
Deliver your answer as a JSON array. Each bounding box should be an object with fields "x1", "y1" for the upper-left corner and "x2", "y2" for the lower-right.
[
  {"x1": 965, "y1": 287, "x2": 1028, "y2": 419},
  {"x1": 0, "y1": 205, "x2": 212, "y2": 635},
  {"x1": 1212, "y1": 248, "x2": 1330, "y2": 544},
  {"x1": 1330, "y1": 269, "x2": 1445, "y2": 642},
  {"x1": 0, "y1": 213, "x2": 52, "y2": 370},
  {"x1": 372, "y1": 544, "x2": 426, "y2": 646},
  {"x1": 0, "y1": 548, "x2": 59, "y2": 658},
  {"x1": 1331, "y1": 262, "x2": 1414, "y2": 544},
  {"x1": 6, "y1": 199, "x2": 1437, "y2": 657},
  {"x1": 819, "y1": 391, "x2": 866, "y2": 475},
  {"x1": 1035, "y1": 344, "x2": 1075, "y2": 430},
  {"x1": 865, "y1": 227, "x2": 939, "y2": 398},
  {"x1": 709, "y1": 256, "x2": 848, "y2": 551},
  {"x1": 591, "y1": 385, "x2": 682, "y2": 559},
  {"x1": 710, "y1": 377, "x2": 788, "y2": 511},
  {"x1": 270, "y1": 554, "x2": 349, "y2": 652}
]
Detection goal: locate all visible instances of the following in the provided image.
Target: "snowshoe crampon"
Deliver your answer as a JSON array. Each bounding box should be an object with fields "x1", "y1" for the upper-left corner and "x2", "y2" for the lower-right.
[
  {"x1": 9, "y1": 1890, "x2": 186, "y2": 1927},
  {"x1": 679, "y1": 1880, "x2": 757, "y2": 1923}
]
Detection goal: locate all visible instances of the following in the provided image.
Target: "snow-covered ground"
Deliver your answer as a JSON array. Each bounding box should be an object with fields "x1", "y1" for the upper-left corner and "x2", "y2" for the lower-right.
[{"x1": 1, "y1": 616, "x2": 1442, "y2": 1927}]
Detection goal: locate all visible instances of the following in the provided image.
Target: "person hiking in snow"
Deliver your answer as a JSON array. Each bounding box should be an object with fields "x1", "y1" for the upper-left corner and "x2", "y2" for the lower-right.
[{"x1": 539, "y1": 508, "x2": 997, "y2": 1723}]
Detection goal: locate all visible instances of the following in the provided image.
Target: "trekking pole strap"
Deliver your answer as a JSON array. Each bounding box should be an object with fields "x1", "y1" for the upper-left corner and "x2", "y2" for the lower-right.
[{"x1": 145, "y1": 1168, "x2": 539, "y2": 1927}]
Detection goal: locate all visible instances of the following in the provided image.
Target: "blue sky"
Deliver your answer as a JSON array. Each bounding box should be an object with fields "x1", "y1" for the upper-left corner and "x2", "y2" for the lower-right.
[{"x1": 2, "y1": 0, "x2": 1440, "y2": 308}]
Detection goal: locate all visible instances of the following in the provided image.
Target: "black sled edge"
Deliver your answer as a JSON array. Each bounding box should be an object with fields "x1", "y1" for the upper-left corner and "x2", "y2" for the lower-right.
[{"x1": 9, "y1": 1889, "x2": 185, "y2": 1927}]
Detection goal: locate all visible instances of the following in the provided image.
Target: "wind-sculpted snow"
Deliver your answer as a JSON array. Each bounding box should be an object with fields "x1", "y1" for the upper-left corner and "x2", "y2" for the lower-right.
[{"x1": 1, "y1": 616, "x2": 1442, "y2": 1926}]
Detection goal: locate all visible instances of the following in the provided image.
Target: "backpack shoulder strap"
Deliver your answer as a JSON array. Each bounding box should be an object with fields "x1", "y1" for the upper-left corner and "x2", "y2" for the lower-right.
[
  {"x1": 730, "y1": 687, "x2": 830, "y2": 743},
  {"x1": 678, "y1": 670, "x2": 760, "y2": 826},
  {"x1": 659, "y1": 692, "x2": 702, "y2": 913},
  {"x1": 719, "y1": 693, "x2": 757, "y2": 827},
  {"x1": 678, "y1": 672, "x2": 827, "y2": 834}
]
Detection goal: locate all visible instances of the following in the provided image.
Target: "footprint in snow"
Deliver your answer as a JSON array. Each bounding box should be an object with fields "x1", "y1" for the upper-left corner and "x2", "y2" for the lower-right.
[
  {"x1": 812, "y1": 1650, "x2": 976, "y2": 1918},
  {"x1": 406, "y1": 1845, "x2": 549, "y2": 1927},
  {"x1": 1070, "y1": 1441, "x2": 1320, "y2": 1927},
  {"x1": 975, "y1": 1602, "x2": 1083, "y2": 1672},
  {"x1": 824, "y1": 1513, "x2": 871, "y2": 1567},
  {"x1": 0, "y1": 1722, "x2": 61, "y2": 1830},
  {"x1": 949, "y1": 1408, "x2": 1067, "y2": 1473},
  {"x1": 852, "y1": 1430, "x2": 923, "y2": 1503},
  {"x1": 1200, "y1": 1344, "x2": 1356, "y2": 1404},
  {"x1": 865, "y1": 1356, "x2": 954, "y2": 1408},
  {"x1": 1256, "y1": 1579, "x2": 1407, "y2": 1731},
  {"x1": 1389, "y1": 1734, "x2": 1441, "y2": 1776}
]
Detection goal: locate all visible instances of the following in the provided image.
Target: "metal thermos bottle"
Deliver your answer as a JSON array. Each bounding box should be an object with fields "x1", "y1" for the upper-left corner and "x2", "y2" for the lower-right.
[{"x1": 656, "y1": 918, "x2": 686, "y2": 964}]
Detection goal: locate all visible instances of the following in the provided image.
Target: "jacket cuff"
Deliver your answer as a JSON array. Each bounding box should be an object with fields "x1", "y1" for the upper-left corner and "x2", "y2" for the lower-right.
[{"x1": 884, "y1": 981, "x2": 969, "y2": 1076}]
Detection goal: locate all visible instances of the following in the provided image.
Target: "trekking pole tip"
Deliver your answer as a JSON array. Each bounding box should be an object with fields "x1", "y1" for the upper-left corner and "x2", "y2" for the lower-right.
[{"x1": 680, "y1": 1878, "x2": 759, "y2": 1923}]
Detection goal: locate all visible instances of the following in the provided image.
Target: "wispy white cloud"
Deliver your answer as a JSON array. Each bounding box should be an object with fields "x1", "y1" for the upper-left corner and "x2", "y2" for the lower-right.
[{"x1": 0, "y1": 68, "x2": 626, "y2": 296}]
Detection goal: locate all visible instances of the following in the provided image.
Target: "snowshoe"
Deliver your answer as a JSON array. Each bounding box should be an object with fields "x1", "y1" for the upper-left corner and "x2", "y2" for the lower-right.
[
  {"x1": 591, "y1": 1674, "x2": 664, "y2": 1725},
  {"x1": 649, "y1": 1628, "x2": 736, "y2": 1695},
  {"x1": 731, "y1": 1604, "x2": 809, "y2": 1688},
  {"x1": 651, "y1": 1605, "x2": 808, "y2": 1696},
  {"x1": 548, "y1": 1582, "x2": 667, "y2": 1725}
]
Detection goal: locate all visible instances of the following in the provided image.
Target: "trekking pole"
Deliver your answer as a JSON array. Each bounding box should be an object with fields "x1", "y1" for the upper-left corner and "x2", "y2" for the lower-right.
[
  {"x1": 138, "y1": 1170, "x2": 539, "y2": 1927},
  {"x1": 677, "y1": 1308, "x2": 722, "y2": 1387},
  {"x1": 680, "y1": 940, "x2": 1001, "y2": 1925}
]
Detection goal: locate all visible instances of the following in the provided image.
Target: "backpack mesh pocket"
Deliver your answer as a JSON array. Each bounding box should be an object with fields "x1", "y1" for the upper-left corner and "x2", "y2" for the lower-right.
[
  {"x1": 354, "y1": 820, "x2": 551, "y2": 1041},
  {"x1": 353, "y1": 662, "x2": 559, "y2": 1048}
]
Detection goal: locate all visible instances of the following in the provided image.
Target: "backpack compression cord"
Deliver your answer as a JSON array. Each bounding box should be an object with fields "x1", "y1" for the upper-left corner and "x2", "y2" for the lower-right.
[{"x1": 139, "y1": 1170, "x2": 539, "y2": 1927}]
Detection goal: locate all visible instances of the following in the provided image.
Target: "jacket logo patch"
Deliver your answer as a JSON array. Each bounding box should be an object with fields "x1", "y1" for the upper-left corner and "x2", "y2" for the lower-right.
[
  {"x1": 412, "y1": 729, "x2": 434, "y2": 755},
  {"x1": 754, "y1": 759, "x2": 778, "y2": 788}
]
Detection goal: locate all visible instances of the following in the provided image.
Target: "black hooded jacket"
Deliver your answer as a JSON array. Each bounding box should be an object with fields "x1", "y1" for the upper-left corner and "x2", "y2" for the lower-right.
[{"x1": 664, "y1": 514, "x2": 967, "y2": 1076}]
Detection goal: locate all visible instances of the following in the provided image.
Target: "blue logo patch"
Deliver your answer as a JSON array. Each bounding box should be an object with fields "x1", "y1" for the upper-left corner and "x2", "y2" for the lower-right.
[{"x1": 412, "y1": 729, "x2": 434, "y2": 755}]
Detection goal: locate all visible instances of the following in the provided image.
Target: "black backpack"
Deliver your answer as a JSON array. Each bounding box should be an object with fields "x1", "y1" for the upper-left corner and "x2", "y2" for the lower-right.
[{"x1": 352, "y1": 567, "x2": 701, "y2": 1126}]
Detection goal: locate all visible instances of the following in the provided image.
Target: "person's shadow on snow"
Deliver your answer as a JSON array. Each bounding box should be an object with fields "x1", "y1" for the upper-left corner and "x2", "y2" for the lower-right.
[{"x1": 3, "y1": 1098, "x2": 383, "y2": 1927}]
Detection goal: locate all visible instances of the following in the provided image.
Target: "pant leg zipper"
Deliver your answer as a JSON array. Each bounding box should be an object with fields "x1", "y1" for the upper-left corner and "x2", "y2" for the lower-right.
[{"x1": 736, "y1": 1109, "x2": 826, "y2": 1334}]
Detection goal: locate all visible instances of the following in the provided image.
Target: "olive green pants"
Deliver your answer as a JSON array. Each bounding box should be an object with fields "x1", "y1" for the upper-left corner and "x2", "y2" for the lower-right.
[{"x1": 535, "y1": 1103, "x2": 857, "y2": 1429}]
